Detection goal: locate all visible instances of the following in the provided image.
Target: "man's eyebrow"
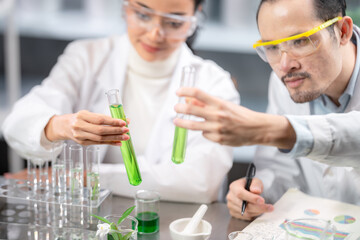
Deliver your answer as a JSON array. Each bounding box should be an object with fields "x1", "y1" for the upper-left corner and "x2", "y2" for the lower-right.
[
  {"x1": 262, "y1": 32, "x2": 305, "y2": 43},
  {"x1": 135, "y1": 1, "x2": 187, "y2": 16}
]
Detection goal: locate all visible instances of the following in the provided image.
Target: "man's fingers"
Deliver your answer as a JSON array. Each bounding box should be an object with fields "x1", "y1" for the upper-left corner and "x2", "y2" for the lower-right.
[
  {"x1": 232, "y1": 179, "x2": 265, "y2": 205},
  {"x1": 186, "y1": 97, "x2": 206, "y2": 107},
  {"x1": 173, "y1": 118, "x2": 207, "y2": 131},
  {"x1": 249, "y1": 178, "x2": 264, "y2": 194},
  {"x1": 174, "y1": 103, "x2": 212, "y2": 120},
  {"x1": 177, "y1": 87, "x2": 222, "y2": 107},
  {"x1": 245, "y1": 202, "x2": 274, "y2": 215}
]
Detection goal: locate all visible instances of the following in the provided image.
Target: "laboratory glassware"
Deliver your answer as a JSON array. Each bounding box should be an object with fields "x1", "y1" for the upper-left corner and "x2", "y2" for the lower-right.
[
  {"x1": 106, "y1": 89, "x2": 142, "y2": 186},
  {"x1": 135, "y1": 190, "x2": 160, "y2": 234},
  {"x1": 85, "y1": 146, "x2": 100, "y2": 203},
  {"x1": 171, "y1": 65, "x2": 196, "y2": 164},
  {"x1": 228, "y1": 231, "x2": 253, "y2": 240},
  {"x1": 52, "y1": 143, "x2": 67, "y2": 200},
  {"x1": 69, "y1": 144, "x2": 84, "y2": 202}
]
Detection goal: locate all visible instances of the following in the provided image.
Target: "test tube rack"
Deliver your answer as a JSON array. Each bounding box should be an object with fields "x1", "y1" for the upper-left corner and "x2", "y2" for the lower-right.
[{"x1": 0, "y1": 178, "x2": 110, "y2": 208}]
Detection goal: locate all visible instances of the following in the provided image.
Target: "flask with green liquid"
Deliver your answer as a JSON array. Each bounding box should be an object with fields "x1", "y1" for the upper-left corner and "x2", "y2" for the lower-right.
[
  {"x1": 171, "y1": 66, "x2": 196, "y2": 164},
  {"x1": 106, "y1": 89, "x2": 142, "y2": 186}
]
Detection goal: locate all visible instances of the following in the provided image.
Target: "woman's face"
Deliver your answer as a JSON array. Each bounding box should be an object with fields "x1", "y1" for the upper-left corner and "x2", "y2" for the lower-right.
[{"x1": 125, "y1": 0, "x2": 196, "y2": 62}]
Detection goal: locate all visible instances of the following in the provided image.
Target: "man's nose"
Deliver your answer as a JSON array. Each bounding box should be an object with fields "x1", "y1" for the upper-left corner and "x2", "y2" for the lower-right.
[{"x1": 279, "y1": 51, "x2": 300, "y2": 73}]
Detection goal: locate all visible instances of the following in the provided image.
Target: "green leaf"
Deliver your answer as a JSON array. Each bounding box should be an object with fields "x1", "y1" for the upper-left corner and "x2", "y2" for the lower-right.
[
  {"x1": 107, "y1": 235, "x2": 115, "y2": 240},
  {"x1": 91, "y1": 214, "x2": 111, "y2": 224},
  {"x1": 110, "y1": 233, "x2": 120, "y2": 240},
  {"x1": 117, "y1": 206, "x2": 135, "y2": 225},
  {"x1": 123, "y1": 231, "x2": 133, "y2": 240},
  {"x1": 119, "y1": 232, "x2": 125, "y2": 240},
  {"x1": 110, "y1": 222, "x2": 119, "y2": 231}
]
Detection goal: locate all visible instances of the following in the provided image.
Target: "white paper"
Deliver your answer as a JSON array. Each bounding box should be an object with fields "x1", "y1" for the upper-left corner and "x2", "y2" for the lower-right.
[{"x1": 243, "y1": 188, "x2": 360, "y2": 240}]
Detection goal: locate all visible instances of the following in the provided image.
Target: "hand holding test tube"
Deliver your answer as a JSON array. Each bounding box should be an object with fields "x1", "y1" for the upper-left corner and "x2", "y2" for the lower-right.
[
  {"x1": 172, "y1": 66, "x2": 196, "y2": 164},
  {"x1": 106, "y1": 89, "x2": 142, "y2": 186}
]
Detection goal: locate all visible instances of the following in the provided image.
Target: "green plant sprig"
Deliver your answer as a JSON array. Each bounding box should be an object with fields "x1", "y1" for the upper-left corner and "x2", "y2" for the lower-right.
[{"x1": 92, "y1": 206, "x2": 136, "y2": 240}]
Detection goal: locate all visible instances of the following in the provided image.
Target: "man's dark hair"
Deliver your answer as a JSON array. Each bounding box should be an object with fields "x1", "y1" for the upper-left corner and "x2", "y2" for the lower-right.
[{"x1": 256, "y1": 0, "x2": 347, "y2": 23}]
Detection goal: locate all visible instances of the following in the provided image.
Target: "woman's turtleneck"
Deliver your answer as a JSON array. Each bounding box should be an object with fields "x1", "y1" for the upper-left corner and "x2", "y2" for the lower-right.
[{"x1": 122, "y1": 44, "x2": 180, "y2": 156}]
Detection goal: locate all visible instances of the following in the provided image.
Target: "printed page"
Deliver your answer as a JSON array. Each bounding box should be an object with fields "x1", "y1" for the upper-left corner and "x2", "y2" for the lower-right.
[{"x1": 243, "y1": 188, "x2": 360, "y2": 240}]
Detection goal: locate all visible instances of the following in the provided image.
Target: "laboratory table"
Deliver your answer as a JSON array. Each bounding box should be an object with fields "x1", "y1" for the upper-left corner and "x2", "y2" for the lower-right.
[{"x1": 0, "y1": 189, "x2": 250, "y2": 240}]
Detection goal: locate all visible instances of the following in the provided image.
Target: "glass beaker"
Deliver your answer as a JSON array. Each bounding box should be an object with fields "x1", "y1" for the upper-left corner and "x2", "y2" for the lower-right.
[
  {"x1": 106, "y1": 89, "x2": 142, "y2": 186},
  {"x1": 85, "y1": 146, "x2": 100, "y2": 204},
  {"x1": 171, "y1": 65, "x2": 196, "y2": 164},
  {"x1": 284, "y1": 218, "x2": 336, "y2": 240},
  {"x1": 228, "y1": 231, "x2": 254, "y2": 240},
  {"x1": 135, "y1": 190, "x2": 160, "y2": 234}
]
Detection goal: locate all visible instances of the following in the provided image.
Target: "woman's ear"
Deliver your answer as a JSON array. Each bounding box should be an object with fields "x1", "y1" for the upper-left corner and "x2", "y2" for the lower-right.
[{"x1": 338, "y1": 16, "x2": 354, "y2": 45}]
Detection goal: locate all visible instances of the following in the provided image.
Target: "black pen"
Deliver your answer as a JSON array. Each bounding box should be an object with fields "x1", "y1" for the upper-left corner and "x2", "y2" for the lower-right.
[{"x1": 241, "y1": 162, "x2": 256, "y2": 216}]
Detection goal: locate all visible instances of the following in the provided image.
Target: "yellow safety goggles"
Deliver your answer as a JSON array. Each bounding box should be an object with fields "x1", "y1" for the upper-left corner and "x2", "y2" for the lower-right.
[{"x1": 253, "y1": 17, "x2": 342, "y2": 62}]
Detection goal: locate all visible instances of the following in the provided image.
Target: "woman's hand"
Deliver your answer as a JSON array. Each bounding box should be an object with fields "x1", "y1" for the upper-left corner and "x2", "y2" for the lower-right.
[{"x1": 45, "y1": 110, "x2": 130, "y2": 146}]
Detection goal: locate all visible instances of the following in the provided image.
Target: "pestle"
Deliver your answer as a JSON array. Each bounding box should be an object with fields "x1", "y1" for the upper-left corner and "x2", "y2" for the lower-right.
[{"x1": 182, "y1": 204, "x2": 208, "y2": 234}]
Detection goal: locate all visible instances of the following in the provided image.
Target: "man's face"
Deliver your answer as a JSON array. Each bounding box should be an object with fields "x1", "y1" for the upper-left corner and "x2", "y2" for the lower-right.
[{"x1": 257, "y1": 0, "x2": 342, "y2": 103}]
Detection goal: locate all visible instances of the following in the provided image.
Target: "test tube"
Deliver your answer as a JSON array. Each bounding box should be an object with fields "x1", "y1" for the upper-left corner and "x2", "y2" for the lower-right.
[
  {"x1": 52, "y1": 143, "x2": 67, "y2": 200},
  {"x1": 171, "y1": 66, "x2": 196, "y2": 164},
  {"x1": 69, "y1": 144, "x2": 84, "y2": 203},
  {"x1": 85, "y1": 146, "x2": 100, "y2": 204},
  {"x1": 105, "y1": 89, "x2": 142, "y2": 186},
  {"x1": 27, "y1": 157, "x2": 38, "y2": 199},
  {"x1": 27, "y1": 157, "x2": 49, "y2": 198},
  {"x1": 38, "y1": 158, "x2": 49, "y2": 196}
]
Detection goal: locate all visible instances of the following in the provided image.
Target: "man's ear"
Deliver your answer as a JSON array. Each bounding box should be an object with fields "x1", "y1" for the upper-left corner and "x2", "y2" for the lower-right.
[{"x1": 338, "y1": 16, "x2": 354, "y2": 45}]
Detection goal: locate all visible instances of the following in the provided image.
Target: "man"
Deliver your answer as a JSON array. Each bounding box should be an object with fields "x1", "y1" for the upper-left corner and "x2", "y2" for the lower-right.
[{"x1": 173, "y1": 0, "x2": 360, "y2": 220}]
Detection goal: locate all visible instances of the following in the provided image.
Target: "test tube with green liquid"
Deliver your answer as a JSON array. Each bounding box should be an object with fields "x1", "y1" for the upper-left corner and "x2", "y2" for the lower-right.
[
  {"x1": 171, "y1": 66, "x2": 196, "y2": 164},
  {"x1": 106, "y1": 89, "x2": 142, "y2": 186}
]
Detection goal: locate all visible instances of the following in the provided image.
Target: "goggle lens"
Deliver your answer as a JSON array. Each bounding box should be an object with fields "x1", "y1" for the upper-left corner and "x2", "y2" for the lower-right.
[
  {"x1": 257, "y1": 33, "x2": 322, "y2": 62},
  {"x1": 123, "y1": 1, "x2": 197, "y2": 39}
]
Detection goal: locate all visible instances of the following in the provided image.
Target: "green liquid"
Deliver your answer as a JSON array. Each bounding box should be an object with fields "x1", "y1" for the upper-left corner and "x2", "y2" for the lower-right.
[
  {"x1": 135, "y1": 212, "x2": 159, "y2": 234},
  {"x1": 88, "y1": 172, "x2": 100, "y2": 201},
  {"x1": 171, "y1": 126, "x2": 188, "y2": 164},
  {"x1": 110, "y1": 104, "x2": 142, "y2": 186}
]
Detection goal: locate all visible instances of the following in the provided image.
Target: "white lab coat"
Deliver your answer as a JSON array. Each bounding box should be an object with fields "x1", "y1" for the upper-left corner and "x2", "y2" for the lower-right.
[
  {"x1": 2, "y1": 35, "x2": 240, "y2": 203},
  {"x1": 255, "y1": 67, "x2": 360, "y2": 205}
]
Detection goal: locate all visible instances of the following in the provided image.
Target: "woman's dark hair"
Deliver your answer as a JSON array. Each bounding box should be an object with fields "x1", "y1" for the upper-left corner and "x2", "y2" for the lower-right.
[
  {"x1": 194, "y1": 0, "x2": 205, "y2": 10},
  {"x1": 256, "y1": 0, "x2": 347, "y2": 23},
  {"x1": 186, "y1": 0, "x2": 205, "y2": 52}
]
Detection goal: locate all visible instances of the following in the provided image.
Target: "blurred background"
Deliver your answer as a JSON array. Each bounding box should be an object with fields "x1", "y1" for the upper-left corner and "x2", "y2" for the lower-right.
[{"x1": 0, "y1": 0, "x2": 359, "y2": 181}]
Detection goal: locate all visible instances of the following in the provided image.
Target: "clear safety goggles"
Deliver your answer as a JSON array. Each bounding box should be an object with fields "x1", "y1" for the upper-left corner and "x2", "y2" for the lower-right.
[
  {"x1": 253, "y1": 17, "x2": 342, "y2": 63},
  {"x1": 122, "y1": 0, "x2": 199, "y2": 39}
]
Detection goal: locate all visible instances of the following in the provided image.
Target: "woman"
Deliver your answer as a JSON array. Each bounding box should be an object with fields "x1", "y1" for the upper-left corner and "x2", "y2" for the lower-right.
[{"x1": 2, "y1": 0, "x2": 239, "y2": 203}]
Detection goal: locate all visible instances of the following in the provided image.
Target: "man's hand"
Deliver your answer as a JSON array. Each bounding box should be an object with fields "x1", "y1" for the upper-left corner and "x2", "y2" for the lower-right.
[
  {"x1": 174, "y1": 87, "x2": 296, "y2": 149},
  {"x1": 226, "y1": 178, "x2": 274, "y2": 220}
]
